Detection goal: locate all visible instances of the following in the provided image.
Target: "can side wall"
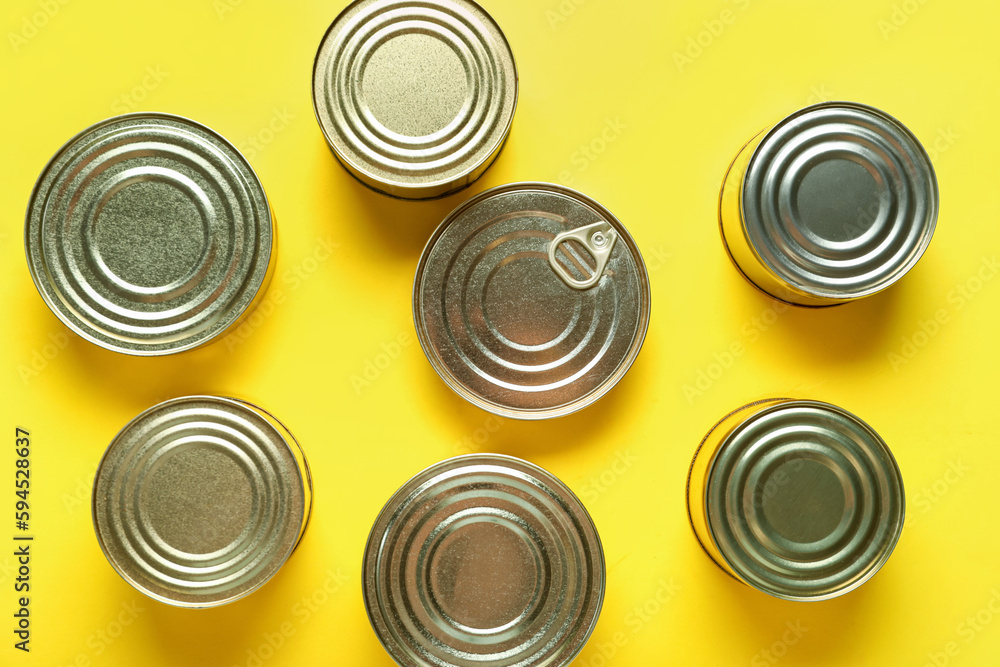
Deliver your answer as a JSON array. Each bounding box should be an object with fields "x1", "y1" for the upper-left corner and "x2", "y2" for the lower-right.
[
  {"x1": 686, "y1": 398, "x2": 792, "y2": 583},
  {"x1": 326, "y1": 120, "x2": 512, "y2": 201},
  {"x1": 720, "y1": 130, "x2": 841, "y2": 307}
]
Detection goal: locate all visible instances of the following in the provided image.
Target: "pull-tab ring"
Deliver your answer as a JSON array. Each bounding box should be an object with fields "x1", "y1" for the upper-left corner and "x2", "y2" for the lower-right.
[{"x1": 548, "y1": 221, "x2": 619, "y2": 290}]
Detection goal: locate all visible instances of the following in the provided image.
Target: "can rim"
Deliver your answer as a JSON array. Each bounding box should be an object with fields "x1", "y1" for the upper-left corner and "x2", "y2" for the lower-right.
[
  {"x1": 704, "y1": 399, "x2": 906, "y2": 601},
  {"x1": 24, "y1": 111, "x2": 274, "y2": 356},
  {"x1": 361, "y1": 452, "x2": 606, "y2": 666},
  {"x1": 310, "y1": 0, "x2": 520, "y2": 200},
  {"x1": 740, "y1": 101, "x2": 939, "y2": 301},
  {"x1": 91, "y1": 395, "x2": 310, "y2": 608},
  {"x1": 411, "y1": 181, "x2": 651, "y2": 420}
]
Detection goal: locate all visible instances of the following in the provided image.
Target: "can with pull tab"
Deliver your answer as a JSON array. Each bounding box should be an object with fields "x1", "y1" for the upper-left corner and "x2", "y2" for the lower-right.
[{"x1": 413, "y1": 182, "x2": 650, "y2": 419}]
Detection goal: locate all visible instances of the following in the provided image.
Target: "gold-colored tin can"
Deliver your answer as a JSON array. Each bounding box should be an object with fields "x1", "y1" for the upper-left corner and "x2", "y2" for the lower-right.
[
  {"x1": 312, "y1": 0, "x2": 518, "y2": 200},
  {"x1": 25, "y1": 113, "x2": 275, "y2": 355},
  {"x1": 363, "y1": 454, "x2": 604, "y2": 666},
  {"x1": 686, "y1": 398, "x2": 904, "y2": 601},
  {"x1": 92, "y1": 396, "x2": 312, "y2": 608},
  {"x1": 720, "y1": 102, "x2": 938, "y2": 307}
]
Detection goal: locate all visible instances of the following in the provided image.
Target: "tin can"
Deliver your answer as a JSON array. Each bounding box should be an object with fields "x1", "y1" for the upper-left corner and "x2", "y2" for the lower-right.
[
  {"x1": 363, "y1": 454, "x2": 604, "y2": 667},
  {"x1": 25, "y1": 113, "x2": 275, "y2": 355},
  {"x1": 312, "y1": 0, "x2": 518, "y2": 200},
  {"x1": 413, "y1": 182, "x2": 650, "y2": 419},
  {"x1": 686, "y1": 398, "x2": 905, "y2": 601},
  {"x1": 719, "y1": 102, "x2": 938, "y2": 307},
  {"x1": 92, "y1": 396, "x2": 312, "y2": 608}
]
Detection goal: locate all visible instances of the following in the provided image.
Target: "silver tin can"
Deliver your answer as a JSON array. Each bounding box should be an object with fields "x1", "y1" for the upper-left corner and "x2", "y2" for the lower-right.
[
  {"x1": 312, "y1": 0, "x2": 518, "y2": 200},
  {"x1": 25, "y1": 113, "x2": 274, "y2": 355},
  {"x1": 92, "y1": 396, "x2": 312, "y2": 608},
  {"x1": 686, "y1": 398, "x2": 905, "y2": 601},
  {"x1": 720, "y1": 102, "x2": 938, "y2": 307},
  {"x1": 413, "y1": 182, "x2": 650, "y2": 419},
  {"x1": 363, "y1": 454, "x2": 604, "y2": 667}
]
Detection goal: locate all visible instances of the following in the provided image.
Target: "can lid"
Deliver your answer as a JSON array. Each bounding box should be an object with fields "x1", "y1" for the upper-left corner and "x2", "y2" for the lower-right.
[
  {"x1": 742, "y1": 102, "x2": 938, "y2": 300},
  {"x1": 25, "y1": 113, "x2": 273, "y2": 355},
  {"x1": 312, "y1": 0, "x2": 517, "y2": 199},
  {"x1": 363, "y1": 454, "x2": 604, "y2": 667},
  {"x1": 92, "y1": 396, "x2": 309, "y2": 608},
  {"x1": 414, "y1": 182, "x2": 650, "y2": 419},
  {"x1": 706, "y1": 400, "x2": 905, "y2": 601}
]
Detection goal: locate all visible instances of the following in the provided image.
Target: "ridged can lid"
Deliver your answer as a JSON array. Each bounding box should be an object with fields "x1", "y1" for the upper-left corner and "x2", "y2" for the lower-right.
[
  {"x1": 705, "y1": 400, "x2": 905, "y2": 601},
  {"x1": 25, "y1": 113, "x2": 274, "y2": 355},
  {"x1": 740, "y1": 102, "x2": 937, "y2": 301},
  {"x1": 413, "y1": 182, "x2": 650, "y2": 419},
  {"x1": 312, "y1": 0, "x2": 518, "y2": 200},
  {"x1": 92, "y1": 396, "x2": 311, "y2": 608},
  {"x1": 363, "y1": 454, "x2": 604, "y2": 667}
]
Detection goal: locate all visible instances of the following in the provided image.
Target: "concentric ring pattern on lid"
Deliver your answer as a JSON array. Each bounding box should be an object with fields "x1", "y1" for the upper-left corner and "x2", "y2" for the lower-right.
[
  {"x1": 706, "y1": 401, "x2": 905, "y2": 601},
  {"x1": 742, "y1": 102, "x2": 937, "y2": 300},
  {"x1": 25, "y1": 113, "x2": 273, "y2": 355},
  {"x1": 92, "y1": 396, "x2": 310, "y2": 608},
  {"x1": 414, "y1": 182, "x2": 650, "y2": 420},
  {"x1": 312, "y1": 0, "x2": 518, "y2": 199},
  {"x1": 363, "y1": 454, "x2": 605, "y2": 667}
]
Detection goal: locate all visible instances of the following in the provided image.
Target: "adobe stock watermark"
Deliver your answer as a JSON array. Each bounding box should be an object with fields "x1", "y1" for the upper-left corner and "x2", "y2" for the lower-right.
[
  {"x1": 7, "y1": 0, "x2": 73, "y2": 54},
  {"x1": 878, "y1": 0, "x2": 932, "y2": 40},
  {"x1": 806, "y1": 84, "x2": 835, "y2": 106},
  {"x1": 350, "y1": 331, "x2": 414, "y2": 395},
  {"x1": 682, "y1": 300, "x2": 791, "y2": 403},
  {"x1": 904, "y1": 459, "x2": 968, "y2": 530},
  {"x1": 839, "y1": 123, "x2": 956, "y2": 253},
  {"x1": 557, "y1": 117, "x2": 628, "y2": 187},
  {"x1": 56, "y1": 600, "x2": 145, "y2": 667},
  {"x1": 924, "y1": 126, "x2": 960, "y2": 163},
  {"x1": 582, "y1": 579, "x2": 682, "y2": 666},
  {"x1": 921, "y1": 589, "x2": 1000, "y2": 667},
  {"x1": 111, "y1": 66, "x2": 169, "y2": 114},
  {"x1": 18, "y1": 330, "x2": 70, "y2": 386},
  {"x1": 233, "y1": 569, "x2": 349, "y2": 667},
  {"x1": 580, "y1": 449, "x2": 638, "y2": 504},
  {"x1": 0, "y1": 556, "x2": 16, "y2": 587},
  {"x1": 62, "y1": 474, "x2": 93, "y2": 515},
  {"x1": 214, "y1": 0, "x2": 251, "y2": 21},
  {"x1": 750, "y1": 620, "x2": 809, "y2": 666},
  {"x1": 841, "y1": 125, "x2": 955, "y2": 232},
  {"x1": 645, "y1": 245, "x2": 673, "y2": 274},
  {"x1": 453, "y1": 415, "x2": 505, "y2": 455},
  {"x1": 224, "y1": 235, "x2": 340, "y2": 352},
  {"x1": 672, "y1": 0, "x2": 752, "y2": 73},
  {"x1": 888, "y1": 256, "x2": 998, "y2": 371},
  {"x1": 545, "y1": 0, "x2": 591, "y2": 30},
  {"x1": 238, "y1": 107, "x2": 296, "y2": 161}
]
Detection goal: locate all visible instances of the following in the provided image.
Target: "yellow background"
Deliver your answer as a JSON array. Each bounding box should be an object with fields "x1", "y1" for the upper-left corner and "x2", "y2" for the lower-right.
[{"x1": 2, "y1": 0, "x2": 999, "y2": 665}]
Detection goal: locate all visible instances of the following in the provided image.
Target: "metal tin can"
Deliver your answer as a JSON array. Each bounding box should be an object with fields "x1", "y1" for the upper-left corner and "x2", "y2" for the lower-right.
[
  {"x1": 363, "y1": 454, "x2": 604, "y2": 667},
  {"x1": 686, "y1": 398, "x2": 905, "y2": 601},
  {"x1": 312, "y1": 0, "x2": 518, "y2": 200},
  {"x1": 92, "y1": 396, "x2": 312, "y2": 608},
  {"x1": 719, "y1": 102, "x2": 938, "y2": 307},
  {"x1": 413, "y1": 182, "x2": 650, "y2": 419},
  {"x1": 25, "y1": 113, "x2": 274, "y2": 355}
]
